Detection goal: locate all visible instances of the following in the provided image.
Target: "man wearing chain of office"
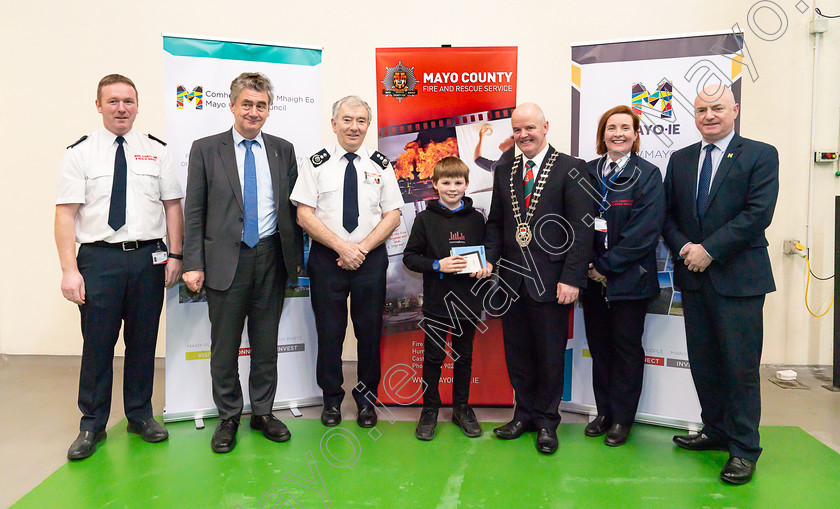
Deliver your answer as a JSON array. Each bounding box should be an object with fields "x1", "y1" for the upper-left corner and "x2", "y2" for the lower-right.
[{"x1": 485, "y1": 102, "x2": 595, "y2": 455}]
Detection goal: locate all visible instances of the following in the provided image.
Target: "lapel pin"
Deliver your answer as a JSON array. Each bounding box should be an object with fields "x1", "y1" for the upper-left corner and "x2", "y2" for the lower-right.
[{"x1": 726, "y1": 153, "x2": 733, "y2": 158}]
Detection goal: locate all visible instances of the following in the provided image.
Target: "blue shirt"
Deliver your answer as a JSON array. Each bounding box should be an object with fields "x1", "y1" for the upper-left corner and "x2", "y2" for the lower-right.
[{"x1": 232, "y1": 128, "x2": 277, "y2": 239}]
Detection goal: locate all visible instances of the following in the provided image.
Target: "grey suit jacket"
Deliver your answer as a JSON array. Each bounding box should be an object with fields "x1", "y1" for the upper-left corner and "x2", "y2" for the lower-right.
[{"x1": 183, "y1": 129, "x2": 301, "y2": 291}]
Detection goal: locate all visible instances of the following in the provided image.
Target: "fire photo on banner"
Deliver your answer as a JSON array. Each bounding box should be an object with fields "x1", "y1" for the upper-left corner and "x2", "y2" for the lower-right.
[{"x1": 375, "y1": 46, "x2": 517, "y2": 406}]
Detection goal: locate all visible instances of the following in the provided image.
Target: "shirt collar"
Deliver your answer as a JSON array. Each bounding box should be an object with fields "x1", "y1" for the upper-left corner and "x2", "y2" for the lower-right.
[
  {"x1": 602, "y1": 152, "x2": 630, "y2": 176},
  {"x1": 524, "y1": 144, "x2": 550, "y2": 170},
  {"x1": 232, "y1": 127, "x2": 263, "y2": 147},
  {"x1": 334, "y1": 143, "x2": 369, "y2": 162},
  {"x1": 700, "y1": 129, "x2": 735, "y2": 154},
  {"x1": 101, "y1": 128, "x2": 136, "y2": 146}
]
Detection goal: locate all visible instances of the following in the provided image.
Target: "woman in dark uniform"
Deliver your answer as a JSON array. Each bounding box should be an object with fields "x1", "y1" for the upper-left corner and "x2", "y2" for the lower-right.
[{"x1": 580, "y1": 105, "x2": 666, "y2": 446}]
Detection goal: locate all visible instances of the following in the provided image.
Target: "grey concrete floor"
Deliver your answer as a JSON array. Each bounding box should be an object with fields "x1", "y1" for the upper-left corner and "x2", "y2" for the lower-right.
[{"x1": 0, "y1": 355, "x2": 838, "y2": 508}]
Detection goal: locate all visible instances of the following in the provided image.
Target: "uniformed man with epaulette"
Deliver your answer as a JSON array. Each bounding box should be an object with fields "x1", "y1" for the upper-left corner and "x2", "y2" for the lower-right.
[
  {"x1": 291, "y1": 95, "x2": 404, "y2": 429},
  {"x1": 55, "y1": 74, "x2": 184, "y2": 460}
]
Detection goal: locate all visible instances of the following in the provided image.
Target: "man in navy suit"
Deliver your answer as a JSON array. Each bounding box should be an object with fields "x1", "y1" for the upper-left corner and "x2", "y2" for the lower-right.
[
  {"x1": 485, "y1": 103, "x2": 595, "y2": 455},
  {"x1": 663, "y1": 86, "x2": 778, "y2": 485}
]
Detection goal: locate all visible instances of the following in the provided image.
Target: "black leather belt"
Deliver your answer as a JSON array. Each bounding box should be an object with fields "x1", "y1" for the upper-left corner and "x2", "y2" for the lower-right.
[{"x1": 86, "y1": 239, "x2": 161, "y2": 251}]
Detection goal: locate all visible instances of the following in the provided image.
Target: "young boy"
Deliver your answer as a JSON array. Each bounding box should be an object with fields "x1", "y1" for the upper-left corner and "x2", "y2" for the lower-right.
[{"x1": 403, "y1": 156, "x2": 491, "y2": 440}]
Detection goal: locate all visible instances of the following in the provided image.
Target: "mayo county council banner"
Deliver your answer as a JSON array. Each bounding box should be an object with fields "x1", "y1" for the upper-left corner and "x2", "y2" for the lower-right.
[{"x1": 162, "y1": 34, "x2": 323, "y2": 422}]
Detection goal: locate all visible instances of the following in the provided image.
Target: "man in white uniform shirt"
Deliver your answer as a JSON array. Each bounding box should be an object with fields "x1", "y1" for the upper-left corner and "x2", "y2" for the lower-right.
[
  {"x1": 55, "y1": 74, "x2": 184, "y2": 460},
  {"x1": 291, "y1": 95, "x2": 403, "y2": 428}
]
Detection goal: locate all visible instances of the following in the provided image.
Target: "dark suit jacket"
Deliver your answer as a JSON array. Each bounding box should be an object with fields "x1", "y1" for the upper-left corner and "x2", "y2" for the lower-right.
[
  {"x1": 485, "y1": 145, "x2": 596, "y2": 302},
  {"x1": 585, "y1": 154, "x2": 665, "y2": 301},
  {"x1": 662, "y1": 133, "x2": 778, "y2": 297},
  {"x1": 183, "y1": 129, "x2": 301, "y2": 291}
]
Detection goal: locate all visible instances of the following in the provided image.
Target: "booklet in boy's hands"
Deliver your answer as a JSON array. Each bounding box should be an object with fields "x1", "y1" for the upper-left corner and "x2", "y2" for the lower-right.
[{"x1": 450, "y1": 245, "x2": 486, "y2": 275}]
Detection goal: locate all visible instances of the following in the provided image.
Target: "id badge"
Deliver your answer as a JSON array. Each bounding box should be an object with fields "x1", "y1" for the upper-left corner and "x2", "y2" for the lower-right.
[
  {"x1": 594, "y1": 217, "x2": 607, "y2": 233},
  {"x1": 152, "y1": 250, "x2": 169, "y2": 265}
]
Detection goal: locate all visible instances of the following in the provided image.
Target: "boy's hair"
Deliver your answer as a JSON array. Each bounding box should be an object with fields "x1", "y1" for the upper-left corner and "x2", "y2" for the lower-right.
[{"x1": 432, "y1": 156, "x2": 470, "y2": 183}]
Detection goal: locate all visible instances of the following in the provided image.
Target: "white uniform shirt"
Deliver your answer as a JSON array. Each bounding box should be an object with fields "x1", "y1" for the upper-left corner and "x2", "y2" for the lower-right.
[
  {"x1": 56, "y1": 128, "x2": 184, "y2": 243},
  {"x1": 291, "y1": 143, "x2": 404, "y2": 243}
]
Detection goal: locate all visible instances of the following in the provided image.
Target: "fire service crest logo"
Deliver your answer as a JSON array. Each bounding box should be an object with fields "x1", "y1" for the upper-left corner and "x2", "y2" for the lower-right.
[{"x1": 381, "y1": 61, "x2": 418, "y2": 102}]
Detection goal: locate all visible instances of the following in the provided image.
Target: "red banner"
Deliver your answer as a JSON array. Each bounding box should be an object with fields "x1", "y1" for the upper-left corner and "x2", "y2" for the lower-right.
[{"x1": 375, "y1": 46, "x2": 517, "y2": 406}]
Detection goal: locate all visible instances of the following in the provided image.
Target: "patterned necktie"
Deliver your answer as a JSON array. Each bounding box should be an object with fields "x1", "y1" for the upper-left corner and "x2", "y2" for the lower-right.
[
  {"x1": 108, "y1": 136, "x2": 127, "y2": 231},
  {"x1": 697, "y1": 144, "x2": 714, "y2": 215},
  {"x1": 242, "y1": 139, "x2": 259, "y2": 248},
  {"x1": 343, "y1": 152, "x2": 359, "y2": 233},
  {"x1": 523, "y1": 159, "x2": 536, "y2": 208}
]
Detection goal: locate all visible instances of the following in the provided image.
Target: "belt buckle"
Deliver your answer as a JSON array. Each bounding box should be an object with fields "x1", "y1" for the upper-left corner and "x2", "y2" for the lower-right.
[{"x1": 121, "y1": 241, "x2": 139, "y2": 251}]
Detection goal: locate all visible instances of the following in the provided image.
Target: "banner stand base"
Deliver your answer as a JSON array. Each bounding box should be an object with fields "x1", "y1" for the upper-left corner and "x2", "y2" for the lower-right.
[
  {"x1": 164, "y1": 396, "x2": 324, "y2": 424},
  {"x1": 562, "y1": 402, "x2": 701, "y2": 432}
]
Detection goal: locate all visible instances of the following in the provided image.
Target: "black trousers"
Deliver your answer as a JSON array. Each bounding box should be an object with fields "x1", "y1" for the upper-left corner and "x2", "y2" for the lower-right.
[
  {"x1": 76, "y1": 242, "x2": 164, "y2": 432},
  {"x1": 502, "y1": 287, "x2": 570, "y2": 431},
  {"x1": 421, "y1": 317, "x2": 477, "y2": 409},
  {"x1": 205, "y1": 234, "x2": 286, "y2": 421},
  {"x1": 580, "y1": 291, "x2": 648, "y2": 426},
  {"x1": 308, "y1": 241, "x2": 387, "y2": 407},
  {"x1": 682, "y1": 280, "x2": 765, "y2": 461}
]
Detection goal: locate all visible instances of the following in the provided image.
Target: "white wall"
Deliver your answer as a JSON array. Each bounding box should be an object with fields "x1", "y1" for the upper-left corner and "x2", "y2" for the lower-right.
[{"x1": 1, "y1": 0, "x2": 838, "y2": 364}]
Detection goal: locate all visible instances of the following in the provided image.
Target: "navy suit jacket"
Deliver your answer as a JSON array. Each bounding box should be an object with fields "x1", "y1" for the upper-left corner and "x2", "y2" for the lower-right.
[
  {"x1": 662, "y1": 133, "x2": 778, "y2": 297},
  {"x1": 183, "y1": 129, "x2": 301, "y2": 291},
  {"x1": 485, "y1": 145, "x2": 596, "y2": 302}
]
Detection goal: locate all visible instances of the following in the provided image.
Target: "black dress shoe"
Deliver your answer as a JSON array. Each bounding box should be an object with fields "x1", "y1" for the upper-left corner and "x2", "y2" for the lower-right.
[
  {"x1": 250, "y1": 414, "x2": 291, "y2": 442},
  {"x1": 584, "y1": 415, "x2": 611, "y2": 437},
  {"x1": 493, "y1": 419, "x2": 533, "y2": 440},
  {"x1": 357, "y1": 405, "x2": 377, "y2": 428},
  {"x1": 720, "y1": 457, "x2": 756, "y2": 485},
  {"x1": 604, "y1": 423, "x2": 630, "y2": 446},
  {"x1": 415, "y1": 407, "x2": 438, "y2": 441},
  {"x1": 452, "y1": 405, "x2": 482, "y2": 438},
  {"x1": 673, "y1": 433, "x2": 728, "y2": 451},
  {"x1": 211, "y1": 418, "x2": 239, "y2": 453},
  {"x1": 67, "y1": 430, "x2": 107, "y2": 460},
  {"x1": 536, "y1": 428, "x2": 558, "y2": 454},
  {"x1": 321, "y1": 406, "x2": 341, "y2": 427},
  {"x1": 127, "y1": 418, "x2": 169, "y2": 443}
]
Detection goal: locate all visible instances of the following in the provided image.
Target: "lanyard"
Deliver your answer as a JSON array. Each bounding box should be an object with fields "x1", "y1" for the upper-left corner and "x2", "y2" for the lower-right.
[{"x1": 599, "y1": 158, "x2": 623, "y2": 216}]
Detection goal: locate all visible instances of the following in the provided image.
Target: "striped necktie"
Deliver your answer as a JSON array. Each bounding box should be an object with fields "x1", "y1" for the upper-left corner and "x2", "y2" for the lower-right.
[{"x1": 523, "y1": 159, "x2": 536, "y2": 208}]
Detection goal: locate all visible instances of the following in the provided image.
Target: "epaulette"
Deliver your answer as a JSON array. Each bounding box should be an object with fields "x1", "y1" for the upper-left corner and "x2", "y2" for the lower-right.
[
  {"x1": 310, "y1": 148, "x2": 330, "y2": 167},
  {"x1": 147, "y1": 133, "x2": 167, "y2": 146},
  {"x1": 66, "y1": 135, "x2": 88, "y2": 149},
  {"x1": 371, "y1": 151, "x2": 390, "y2": 169}
]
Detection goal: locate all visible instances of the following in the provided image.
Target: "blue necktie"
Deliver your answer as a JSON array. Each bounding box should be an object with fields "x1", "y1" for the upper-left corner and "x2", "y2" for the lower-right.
[
  {"x1": 242, "y1": 139, "x2": 259, "y2": 248},
  {"x1": 697, "y1": 144, "x2": 714, "y2": 216},
  {"x1": 108, "y1": 136, "x2": 127, "y2": 231},
  {"x1": 343, "y1": 152, "x2": 359, "y2": 233}
]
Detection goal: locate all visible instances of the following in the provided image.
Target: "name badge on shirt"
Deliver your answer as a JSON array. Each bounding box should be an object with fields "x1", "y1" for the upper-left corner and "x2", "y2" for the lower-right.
[{"x1": 152, "y1": 250, "x2": 169, "y2": 265}]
